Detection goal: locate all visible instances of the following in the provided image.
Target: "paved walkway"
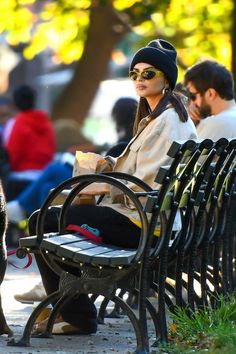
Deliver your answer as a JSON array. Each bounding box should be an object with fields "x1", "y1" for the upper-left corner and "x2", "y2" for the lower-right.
[{"x1": 1, "y1": 253, "x2": 156, "y2": 354}]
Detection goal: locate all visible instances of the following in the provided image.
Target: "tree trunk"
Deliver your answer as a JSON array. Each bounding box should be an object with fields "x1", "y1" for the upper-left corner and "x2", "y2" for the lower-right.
[{"x1": 51, "y1": 1, "x2": 130, "y2": 125}]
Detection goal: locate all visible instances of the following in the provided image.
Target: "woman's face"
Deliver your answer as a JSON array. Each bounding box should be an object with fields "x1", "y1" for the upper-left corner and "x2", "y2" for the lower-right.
[{"x1": 130, "y1": 62, "x2": 167, "y2": 100}]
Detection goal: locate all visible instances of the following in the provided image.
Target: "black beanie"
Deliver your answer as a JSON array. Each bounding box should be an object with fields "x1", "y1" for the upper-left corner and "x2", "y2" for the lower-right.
[{"x1": 130, "y1": 39, "x2": 178, "y2": 90}]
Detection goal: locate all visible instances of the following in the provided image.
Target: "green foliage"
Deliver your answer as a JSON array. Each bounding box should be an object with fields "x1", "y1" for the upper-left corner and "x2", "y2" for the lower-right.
[
  {"x1": 0, "y1": 0, "x2": 234, "y2": 72},
  {"x1": 160, "y1": 294, "x2": 236, "y2": 353},
  {"x1": 0, "y1": 0, "x2": 91, "y2": 63},
  {"x1": 133, "y1": 0, "x2": 233, "y2": 79}
]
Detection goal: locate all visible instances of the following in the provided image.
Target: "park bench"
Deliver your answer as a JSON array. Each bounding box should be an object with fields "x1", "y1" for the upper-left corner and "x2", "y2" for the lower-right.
[
  {"x1": 8, "y1": 138, "x2": 236, "y2": 353},
  {"x1": 182, "y1": 138, "x2": 236, "y2": 308},
  {"x1": 156, "y1": 138, "x2": 236, "y2": 316}
]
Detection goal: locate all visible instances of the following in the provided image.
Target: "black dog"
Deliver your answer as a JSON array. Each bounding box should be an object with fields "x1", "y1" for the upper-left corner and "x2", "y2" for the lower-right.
[{"x1": 0, "y1": 184, "x2": 13, "y2": 336}]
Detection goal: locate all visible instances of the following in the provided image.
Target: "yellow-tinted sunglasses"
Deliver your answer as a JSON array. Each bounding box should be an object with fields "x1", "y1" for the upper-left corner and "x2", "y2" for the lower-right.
[{"x1": 129, "y1": 68, "x2": 164, "y2": 81}]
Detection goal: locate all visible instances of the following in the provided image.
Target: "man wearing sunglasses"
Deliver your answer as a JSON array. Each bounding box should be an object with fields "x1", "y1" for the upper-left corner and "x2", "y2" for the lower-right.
[{"x1": 184, "y1": 60, "x2": 236, "y2": 140}]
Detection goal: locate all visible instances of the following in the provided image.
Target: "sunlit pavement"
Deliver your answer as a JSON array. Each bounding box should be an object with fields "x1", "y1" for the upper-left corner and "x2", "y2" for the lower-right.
[{"x1": 0, "y1": 253, "x2": 147, "y2": 353}]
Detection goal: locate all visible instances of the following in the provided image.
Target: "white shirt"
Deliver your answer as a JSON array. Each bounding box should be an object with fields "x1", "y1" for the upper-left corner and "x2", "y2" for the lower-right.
[{"x1": 197, "y1": 105, "x2": 236, "y2": 140}]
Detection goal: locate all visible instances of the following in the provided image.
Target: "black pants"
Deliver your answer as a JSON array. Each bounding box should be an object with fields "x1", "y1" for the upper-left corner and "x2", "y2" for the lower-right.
[{"x1": 29, "y1": 204, "x2": 141, "y2": 327}]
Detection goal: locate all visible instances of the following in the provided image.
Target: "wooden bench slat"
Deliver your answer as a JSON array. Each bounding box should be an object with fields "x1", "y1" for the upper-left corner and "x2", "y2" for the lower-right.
[
  {"x1": 41, "y1": 234, "x2": 86, "y2": 252},
  {"x1": 72, "y1": 245, "x2": 117, "y2": 264},
  {"x1": 56, "y1": 241, "x2": 98, "y2": 258},
  {"x1": 71, "y1": 245, "x2": 135, "y2": 266},
  {"x1": 92, "y1": 249, "x2": 136, "y2": 266}
]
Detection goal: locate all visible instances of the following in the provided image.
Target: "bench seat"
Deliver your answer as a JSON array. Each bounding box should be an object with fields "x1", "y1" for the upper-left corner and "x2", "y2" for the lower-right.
[
  {"x1": 38, "y1": 233, "x2": 137, "y2": 266},
  {"x1": 19, "y1": 232, "x2": 137, "y2": 266}
]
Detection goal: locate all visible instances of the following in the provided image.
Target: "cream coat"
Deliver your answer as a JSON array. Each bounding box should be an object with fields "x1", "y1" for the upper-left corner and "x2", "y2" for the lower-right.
[{"x1": 103, "y1": 107, "x2": 197, "y2": 223}]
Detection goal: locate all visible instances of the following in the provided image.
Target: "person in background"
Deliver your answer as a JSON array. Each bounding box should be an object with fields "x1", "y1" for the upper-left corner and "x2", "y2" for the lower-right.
[
  {"x1": 184, "y1": 60, "x2": 236, "y2": 138},
  {"x1": 107, "y1": 97, "x2": 137, "y2": 157},
  {"x1": 0, "y1": 96, "x2": 13, "y2": 136},
  {"x1": 3, "y1": 84, "x2": 56, "y2": 201},
  {"x1": 26, "y1": 38, "x2": 197, "y2": 335},
  {"x1": 53, "y1": 118, "x2": 96, "y2": 154},
  {"x1": 0, "y1": 96, "x2": 14, "y2": 184}
]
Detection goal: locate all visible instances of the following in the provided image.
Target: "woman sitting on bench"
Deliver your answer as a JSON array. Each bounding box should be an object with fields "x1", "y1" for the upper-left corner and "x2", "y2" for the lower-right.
[{"x1": 29, "y1": 39, "x2": 197, "y2": 335}]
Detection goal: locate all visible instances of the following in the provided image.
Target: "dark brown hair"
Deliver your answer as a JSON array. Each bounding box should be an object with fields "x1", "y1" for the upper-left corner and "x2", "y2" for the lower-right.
[
  {"x1": 133, "y1": 90, "x2": 188, "y2": 134},
  {"x1": 184, "y1": 60, "x2": 234, "y2": 100}
]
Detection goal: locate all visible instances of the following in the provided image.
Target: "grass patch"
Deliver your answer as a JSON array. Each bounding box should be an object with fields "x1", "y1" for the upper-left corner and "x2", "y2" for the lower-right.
[{"x1": 157, "y1": 294, "x2": 236, "y2": 353}]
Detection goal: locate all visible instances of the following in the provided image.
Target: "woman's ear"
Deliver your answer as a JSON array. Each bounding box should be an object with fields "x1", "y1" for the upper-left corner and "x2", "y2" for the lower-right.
[{"x1": 164, "y1": 77, "x2": 170, "y2": 88}]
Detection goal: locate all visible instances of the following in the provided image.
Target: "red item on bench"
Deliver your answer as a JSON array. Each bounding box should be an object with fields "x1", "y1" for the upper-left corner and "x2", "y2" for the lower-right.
[{"x1": 66, "y1": 224, "x2": 102, "y2": 244}]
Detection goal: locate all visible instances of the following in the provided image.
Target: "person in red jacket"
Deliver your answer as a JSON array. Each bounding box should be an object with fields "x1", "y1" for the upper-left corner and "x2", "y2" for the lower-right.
[{"x1": 3, "y1": 84, "x2": 56, "y2": 200}]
